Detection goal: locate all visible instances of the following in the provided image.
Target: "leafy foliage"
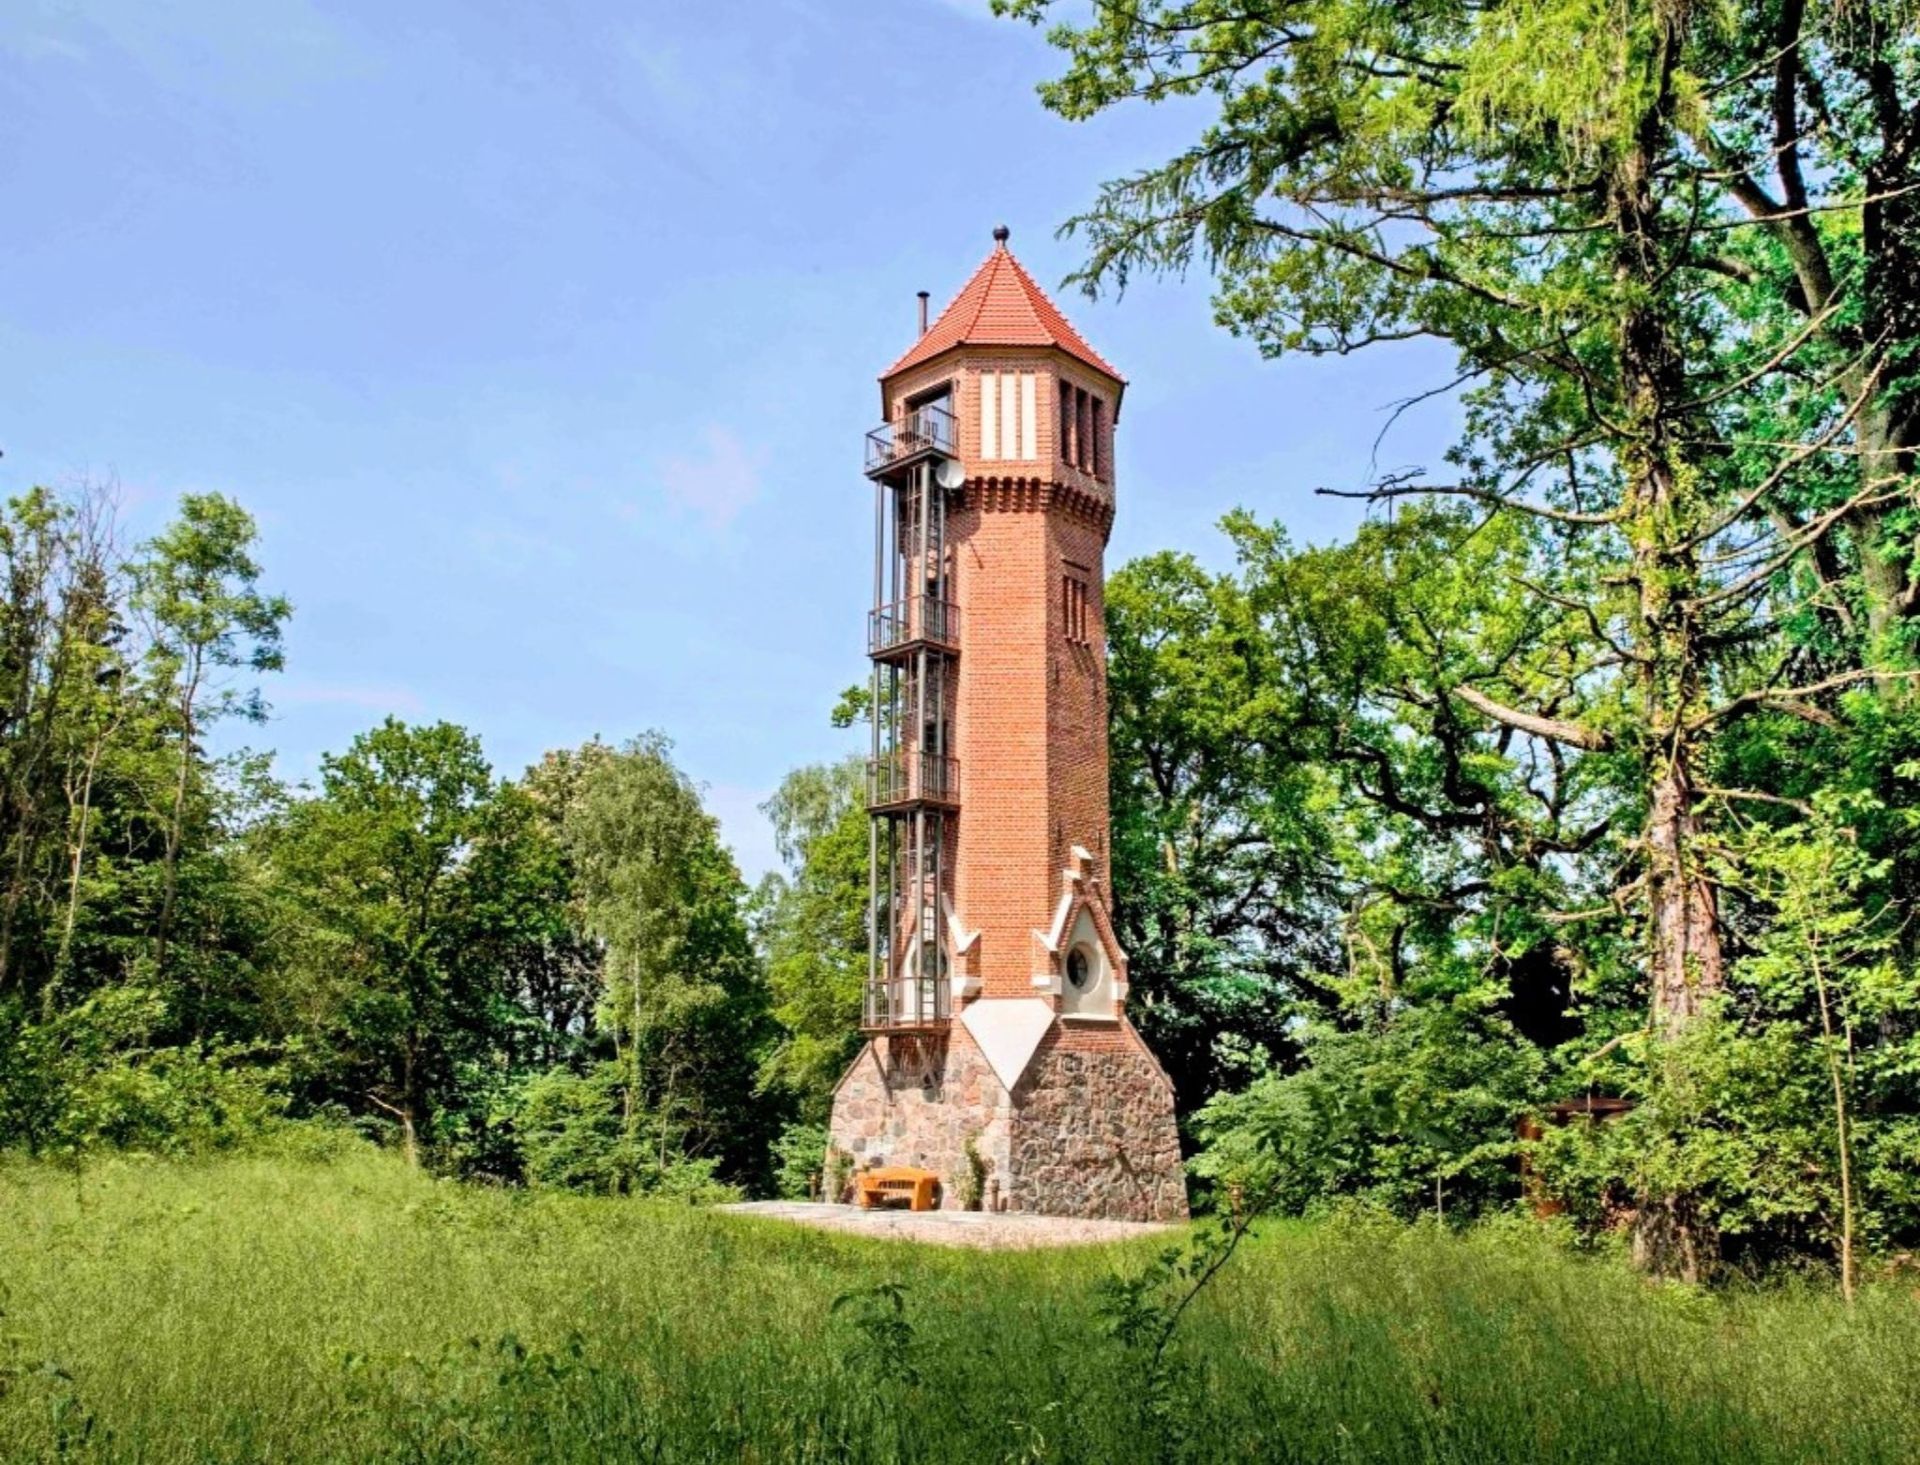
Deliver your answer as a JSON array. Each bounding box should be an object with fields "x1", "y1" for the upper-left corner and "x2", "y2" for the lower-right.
[
  {"x1": 1010, "y1": 0, "x2": 1920, "y2": 1276},
  {"x1": 0, "y1": 485, "x2": 775, "y2": 1192},
  {"x1": 752, "y1": 758, "x2": 868, "y2": 1121}
]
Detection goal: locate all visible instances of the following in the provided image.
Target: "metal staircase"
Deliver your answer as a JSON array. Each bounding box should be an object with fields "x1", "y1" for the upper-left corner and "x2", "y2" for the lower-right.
[{"x1": 862, "y1": 397, "x2": 960, "y2": 1030}]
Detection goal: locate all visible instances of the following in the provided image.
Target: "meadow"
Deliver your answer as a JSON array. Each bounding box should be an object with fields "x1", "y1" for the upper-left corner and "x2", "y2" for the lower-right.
[{"x1": 3, "y1": 1144, "x2": 1918, "y2": 1464}]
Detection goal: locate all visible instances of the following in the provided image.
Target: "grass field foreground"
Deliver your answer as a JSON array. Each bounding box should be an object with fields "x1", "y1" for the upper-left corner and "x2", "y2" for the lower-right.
[{"x1": 4, "y1": 1146, "x2": 1919, "y2": 1463}]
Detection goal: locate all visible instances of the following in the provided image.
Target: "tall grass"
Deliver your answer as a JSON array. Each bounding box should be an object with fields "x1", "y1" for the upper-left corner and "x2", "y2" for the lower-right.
[{"x1": 2, "y1": 1145, "x2": 1916, "y2": 1462}]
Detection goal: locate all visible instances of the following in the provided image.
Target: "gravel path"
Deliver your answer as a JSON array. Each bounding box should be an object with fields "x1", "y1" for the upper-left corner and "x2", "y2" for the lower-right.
[{"x1": 719, "y1": 1201, "x2": 1178, "y2": 1250}]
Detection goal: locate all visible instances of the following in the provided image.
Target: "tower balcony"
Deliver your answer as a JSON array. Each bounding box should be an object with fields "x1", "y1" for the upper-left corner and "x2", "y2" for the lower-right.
[
  {"x1": 861, "y1": 972, "x2": 951, "y2": 1032},
  {"x1": 868, "y1": 595, "x2": 960, "y2": 660},
  {"x1": 864, "y1": 402, "x2": 957, "y2": 482},
  {"x1": 868, "y1": 750, "x2": 960, "y2": 813}
]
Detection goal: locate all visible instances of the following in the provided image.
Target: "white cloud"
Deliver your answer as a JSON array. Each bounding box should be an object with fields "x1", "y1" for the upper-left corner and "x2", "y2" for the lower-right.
[{"x1": 656, "y1": 425, "x2": 763, "y2": 533}]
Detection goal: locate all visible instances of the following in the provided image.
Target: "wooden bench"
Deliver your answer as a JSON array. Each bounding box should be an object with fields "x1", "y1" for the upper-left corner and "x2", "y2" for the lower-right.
[{"x1": 856, "y1": 1165, "x2": 939, "y2": 1212}]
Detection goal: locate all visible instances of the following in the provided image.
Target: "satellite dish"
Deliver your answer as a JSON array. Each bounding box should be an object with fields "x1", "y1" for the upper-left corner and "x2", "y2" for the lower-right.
[{"x1": 934, "y1": 458, "x2": 965, "y2": 490}]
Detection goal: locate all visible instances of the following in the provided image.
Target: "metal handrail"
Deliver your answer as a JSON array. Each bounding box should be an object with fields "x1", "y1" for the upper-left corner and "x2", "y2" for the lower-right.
[
  {"x1": 868, "y1": 750, "x2": 959, "y2": 807},
  {"x1": 863, "y1": 936, "x2": 951, "y2": 1027},
  {"x1": 862, "y1": 972, "x2": 950, "y2": 1028},
  {"x1": 864, "y1": 402, "x2": 957, "y2": 473},
  {"x1": 868, "y1": 595, "x2": 960, "y2": 654}
]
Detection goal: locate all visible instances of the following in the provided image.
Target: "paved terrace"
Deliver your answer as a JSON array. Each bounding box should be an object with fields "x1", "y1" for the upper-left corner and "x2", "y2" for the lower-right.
[{"x1": 719, "y1": 1201, "x2": 1179, "y2": 1250}]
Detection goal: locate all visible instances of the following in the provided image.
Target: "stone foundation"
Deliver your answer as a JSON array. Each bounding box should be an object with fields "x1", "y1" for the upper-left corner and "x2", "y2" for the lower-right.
[
  {"x1": 828, "y1": 1029, "x2": 1011, "y2": 1204},
  {"x1": 1006, "y1": 1028, "x2": 1187, "y2": 1221},
  {"x1": 828, "y1": 1020, "x2": 1187, "y2": 1222}
]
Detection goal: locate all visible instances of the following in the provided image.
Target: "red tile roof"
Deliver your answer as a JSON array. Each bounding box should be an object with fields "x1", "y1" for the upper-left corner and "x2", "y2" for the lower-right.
[{"x1": 882, "y1": 234, "x2": 1124, "y2": 384}]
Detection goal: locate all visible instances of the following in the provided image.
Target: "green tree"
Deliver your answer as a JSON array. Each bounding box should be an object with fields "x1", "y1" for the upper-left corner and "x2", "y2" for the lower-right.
[
  {"x1": 1105, "y1": 550, "x2": 1338, "y2": 1110},
  {"x1": 1543, "y1": 793, "x2": 1920, "y2": 1287},
  {"x1": 260, "y1": 719, "x2": 501, "y2": 1164},
  {"x1": 0, "y1": 486, "x2": 120, "y2": 1007},
  {"x1": 132, "y1": 493, "x2": 287, "y2": 976},
  {"x1": 487, "y1": 757, "x2": 601, "y2": 1073},
  {"x1": 753, "y1": 757, "x2": 868, "y2": 1122},
  {"x1": 560, "y1": 734, "x2": 774, "y2": 1186},
  {"x1": 1194, "y1": 1000, "x2": 1543, "y2": 1222}
]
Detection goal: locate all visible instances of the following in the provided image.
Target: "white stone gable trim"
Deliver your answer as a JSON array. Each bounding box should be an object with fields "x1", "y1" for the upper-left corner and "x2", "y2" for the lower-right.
[
  {"x1": 1035, "y1": 887, "x2": 1075, "y2": 954},
  {"x1": 1030, "y1": 847, "x2": 1133, "y2": 1010},
  {"x1": 943, "y1": 893, "x2": 982, "y2": 1000},
  {"x1": 943, "y1": 892, "x2": 981, "y2": 955},
  {"x1": 959, "y1": 999, "x2": 1055, "y2": 1093}
]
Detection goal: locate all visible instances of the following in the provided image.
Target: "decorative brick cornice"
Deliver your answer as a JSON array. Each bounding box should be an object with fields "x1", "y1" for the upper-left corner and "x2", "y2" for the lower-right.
[{"x1": 964, "y1": 476, "x2": 1115, "y2": 535}]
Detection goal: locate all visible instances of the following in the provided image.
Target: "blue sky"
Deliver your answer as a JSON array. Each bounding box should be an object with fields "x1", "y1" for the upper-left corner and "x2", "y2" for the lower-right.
[{"x1": 0, "y1": 0, "x2": 1458, "y2": 881}]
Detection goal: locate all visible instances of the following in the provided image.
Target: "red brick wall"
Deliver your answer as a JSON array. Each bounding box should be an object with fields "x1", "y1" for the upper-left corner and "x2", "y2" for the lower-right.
[
  {"x1": 949, "y1": 489, "x2": 1051, "y2": 996},
  {"x1": 879, "y1": 346, "x2": 1123, "y2": 1002},
  {"x1": 1047, "y1": 507, "x2": 1111, "y2": 891}
]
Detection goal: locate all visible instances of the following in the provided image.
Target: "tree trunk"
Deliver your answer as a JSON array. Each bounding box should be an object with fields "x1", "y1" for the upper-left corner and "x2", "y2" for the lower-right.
[
  {"x1": 1645, "y1": 760, "x2": 1723, "y2": 1033},
  {"x1": 51, "y1": 733, "x2": 109, "y2": 1015},
  {"x1": 1612, "y1": 11, "x2": 1726, "y2": 1027},
  {"x1": 401, "y1": 1037, "x2": 422, "y2": 1168},
  {"x1": 1614, "y1": 3, "x2": 1725, "y2": 1277},
  {"x1": 154, "y1": 662, "x2": 201, "y2": 976},
  {"x1": 1808, "y1": 936, "x2": 1857, "y2": 1303},
  {"x1": 1630, "y1": 1188, "x2": 1716, "y2": 1283}
]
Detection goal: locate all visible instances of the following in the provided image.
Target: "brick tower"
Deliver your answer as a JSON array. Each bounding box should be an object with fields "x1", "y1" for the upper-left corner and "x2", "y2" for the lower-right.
[{"x1": 827, "y1": 228, "x2": 1187, "y2": 1222}]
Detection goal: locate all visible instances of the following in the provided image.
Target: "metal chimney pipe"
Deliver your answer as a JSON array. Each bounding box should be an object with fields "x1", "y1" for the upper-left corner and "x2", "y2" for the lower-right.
[{"x1": 917, "y1": 291, "x2": 930, "y2": 335}]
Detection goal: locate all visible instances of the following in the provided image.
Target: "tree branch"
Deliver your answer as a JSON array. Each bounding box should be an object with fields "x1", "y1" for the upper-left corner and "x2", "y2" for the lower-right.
[{"x1": 1450, "y1": 685, "x2": 1614, "y2": 752}]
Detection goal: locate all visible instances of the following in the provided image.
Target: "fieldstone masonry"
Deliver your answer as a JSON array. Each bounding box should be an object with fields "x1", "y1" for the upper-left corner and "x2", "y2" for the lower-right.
[
  {"x1": 832, "y1": 1030, "x2": 1009, "y2": 1198},
  {"x1": 1006, "y1": 1034, "x2": 1187, "y2": 1221},
  {"x1": 830, "y1": 1022, "x2": 1186, "y2": 1223}
]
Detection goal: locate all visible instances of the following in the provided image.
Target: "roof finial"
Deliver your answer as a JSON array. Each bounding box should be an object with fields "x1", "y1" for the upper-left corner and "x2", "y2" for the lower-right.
[{"x1": 992, "y1": 224, "x2": 1011, "y2": 246}]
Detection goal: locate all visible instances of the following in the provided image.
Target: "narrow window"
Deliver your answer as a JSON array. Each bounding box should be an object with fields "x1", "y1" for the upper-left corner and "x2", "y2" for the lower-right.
[
  {"x1": 1000, "y1": 373, "x2": 1020, "y2": 460},
  {"x1": 1090, "y1": 397, "x2": 1105, "y2": 479},
  {"x1": 1020, "y1": 373, "x2": 1038, "y2": 461},
  {"x1": 979, "y1": 372, "x2": 998, "y2": 459},
  {"x1": 1063, "y1": 573, "x2": 1090, "y2": 645}
]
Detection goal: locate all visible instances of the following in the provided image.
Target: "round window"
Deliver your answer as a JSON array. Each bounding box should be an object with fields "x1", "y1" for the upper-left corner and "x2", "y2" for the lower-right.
[{"x1": 1066, "y1": 947, "x2": 1094, "y2": 992}]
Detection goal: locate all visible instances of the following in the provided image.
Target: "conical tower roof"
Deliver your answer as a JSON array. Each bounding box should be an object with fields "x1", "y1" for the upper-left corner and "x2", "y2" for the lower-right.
[{"x1": 882, "y1": 228, "x2": 1124, "y2": 385}]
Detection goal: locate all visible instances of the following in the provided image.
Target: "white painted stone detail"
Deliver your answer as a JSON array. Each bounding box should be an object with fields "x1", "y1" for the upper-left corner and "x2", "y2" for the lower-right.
[
  {"x1": 1060, "y1": 907, "x2": 1114, "y2": 1017},
  {"x1": 960, "y1": 998, "x2": 1055, "y2": 1092}
]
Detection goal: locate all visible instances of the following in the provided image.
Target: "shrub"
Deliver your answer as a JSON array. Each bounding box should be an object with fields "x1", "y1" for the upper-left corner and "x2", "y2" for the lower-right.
[
  {"x1": 1193, "y1": 1000, "x2": 1542, "y2": 1221},
  {"x1": 514, "y1": 1063, "x2": 740, "y2": 1202},
  {"x1": 0, "y1": 988, "x2": 289, "y2": 1160},
  {"x1": 772, "y1": 1120, "x2": 828, "y2": 1199},
  {"x1": 515, "y1": 1064, "x2": 650, "y2": 1194}
]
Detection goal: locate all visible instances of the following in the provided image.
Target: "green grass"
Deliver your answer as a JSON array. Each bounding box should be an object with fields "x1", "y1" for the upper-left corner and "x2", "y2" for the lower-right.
[{"x1": 3, "y1": 1146, "x2": 1918, "y2": 1463}]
